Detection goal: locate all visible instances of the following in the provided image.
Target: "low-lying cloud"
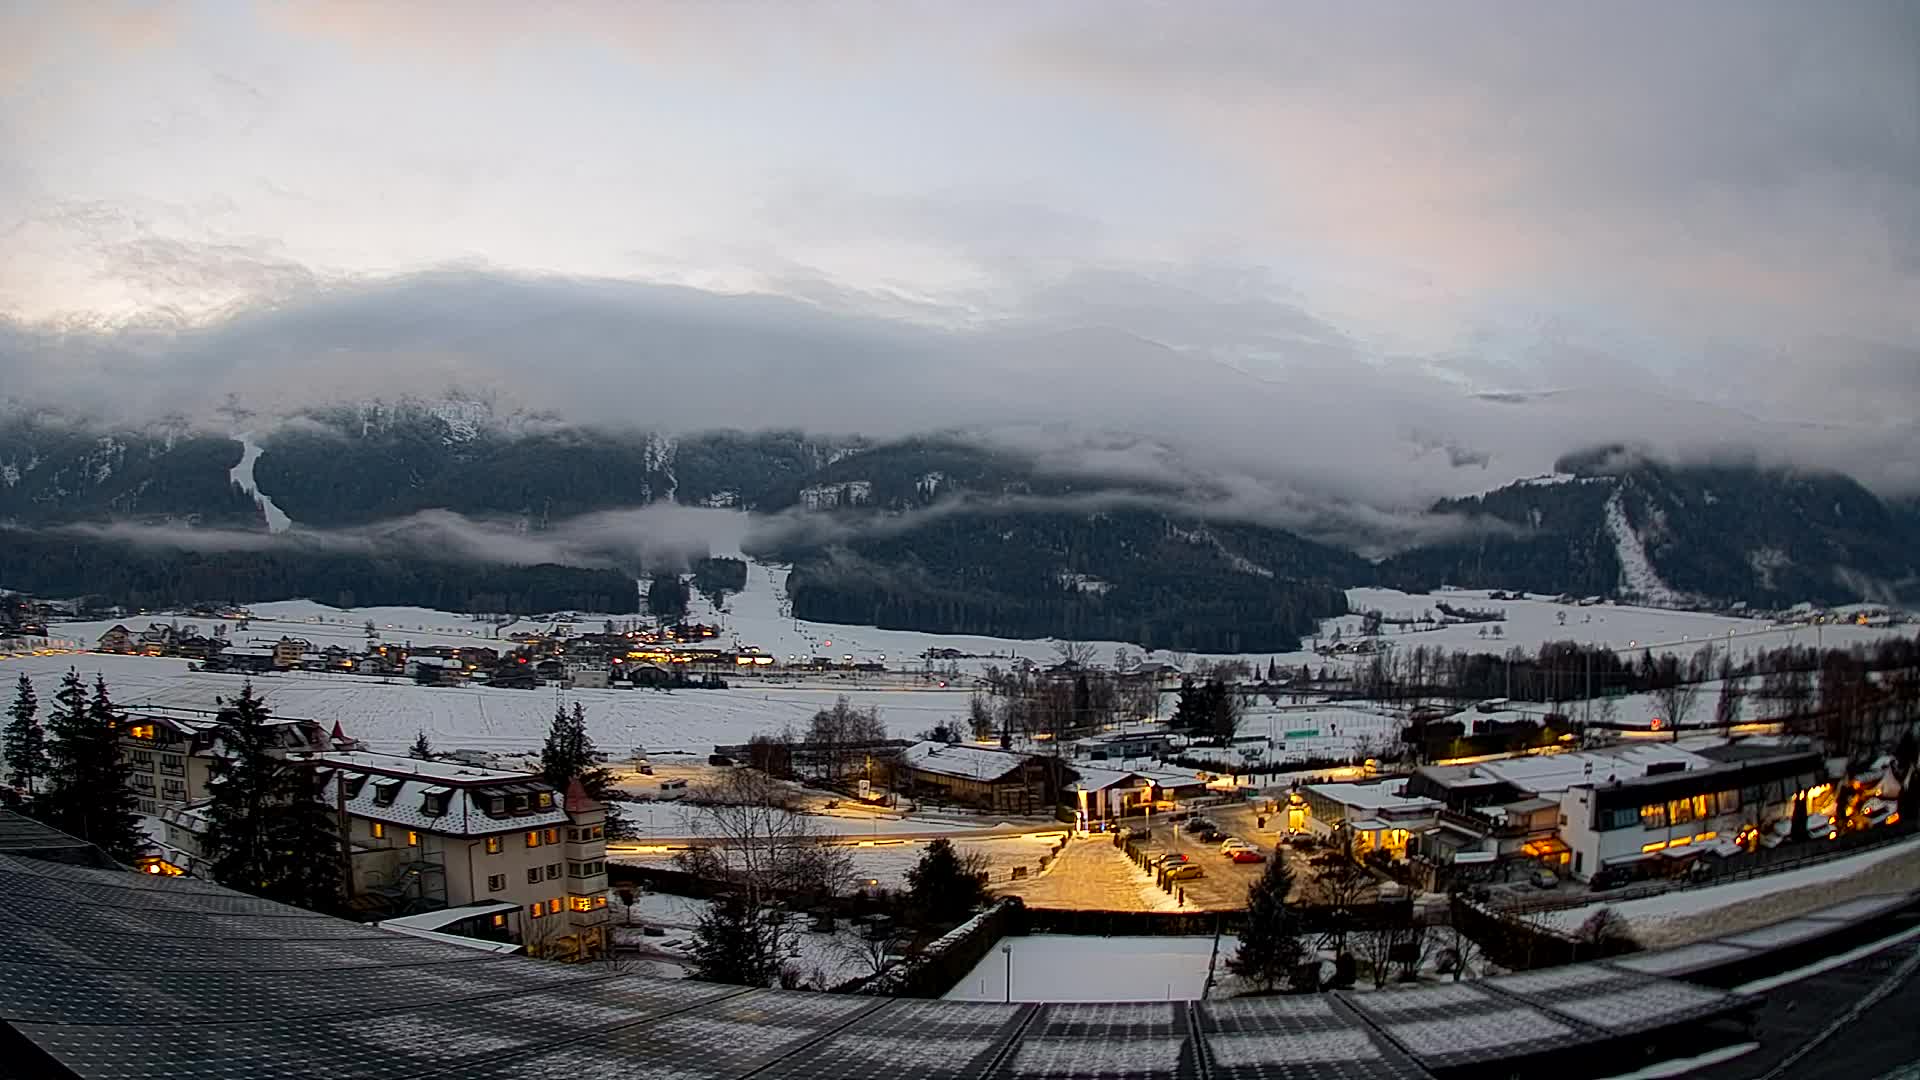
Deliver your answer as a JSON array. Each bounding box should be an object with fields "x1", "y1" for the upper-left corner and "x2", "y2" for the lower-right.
[{"x1": 5, "y1": 269, "x2": 1915, "y2": 513}]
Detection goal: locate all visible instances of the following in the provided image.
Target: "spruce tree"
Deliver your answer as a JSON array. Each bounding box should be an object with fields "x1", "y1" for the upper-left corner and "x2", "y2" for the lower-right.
[
  {"x1": 408, "y1": 729, "x2": 434, "y2": 760},
  {"x1": 203, "y1": 685, "x2": 282, "y2": 892},
  {"x1": 540, "y1": 702, "x2": 611, "y2": 798},
  {"x1": 4, "y1": 673, "x2": 47, "y2": 797},
  {"x1": 41, "y1": 671, "x2": 144, "y2": 862},
  {"x1": 1227, "y1": 857, "x2": 1303, "y2": 992},
  {"x1": 689, "y1": 892, "x2": 780, "y2": 985},
  {"x1": 203, "y1": 684, "x2": 343, "y2": 911}
]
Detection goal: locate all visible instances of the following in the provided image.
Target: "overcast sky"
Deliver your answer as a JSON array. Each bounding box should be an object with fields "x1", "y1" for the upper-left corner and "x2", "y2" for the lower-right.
[{"x1": 2, "y1": 2, "x2": 1916, "y2": 497}]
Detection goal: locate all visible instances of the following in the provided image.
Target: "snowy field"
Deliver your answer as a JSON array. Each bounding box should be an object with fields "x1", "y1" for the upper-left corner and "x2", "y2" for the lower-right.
[
  {"x1": 943, "y1": 935, "x2": 1230, "y2": 1002},
  {"x1": 15, "y1": 560, "x2": 1912, "y2": 758},
  {"x1": 1324, "y1": 588, "x2": 1907, "y2": 665},
  {"x1": 0, "y1": 651, "x2": 983, "y2": 755}
]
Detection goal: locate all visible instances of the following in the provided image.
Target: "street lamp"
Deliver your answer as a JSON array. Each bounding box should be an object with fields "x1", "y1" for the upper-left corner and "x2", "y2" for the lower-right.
[{"x1": 1002, "y1": 943, "x2": 1013, "y2": 1003}]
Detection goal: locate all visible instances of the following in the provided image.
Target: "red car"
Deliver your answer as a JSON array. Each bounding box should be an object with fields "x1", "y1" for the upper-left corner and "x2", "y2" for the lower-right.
[{"x1": 1229, "y1": 848, "x2": 1267, "y2": 864}]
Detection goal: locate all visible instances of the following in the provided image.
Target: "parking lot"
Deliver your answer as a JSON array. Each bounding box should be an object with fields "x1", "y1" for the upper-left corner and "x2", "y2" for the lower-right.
[{"x1": 1130, "y1": 802, "x2": 1316, "y2": 911}]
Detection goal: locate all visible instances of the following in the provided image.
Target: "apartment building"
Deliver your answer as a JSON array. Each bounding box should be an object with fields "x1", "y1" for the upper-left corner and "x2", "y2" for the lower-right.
[
  {"x1": 1407, "y1": 743, "x2": 1827, "y2": 881},
  {"x1": 119, "y1": 709, "x2": 329, "y2": 815},
  {"x1": 317, "y1": 751, "x2": 611, "y2": 960}
]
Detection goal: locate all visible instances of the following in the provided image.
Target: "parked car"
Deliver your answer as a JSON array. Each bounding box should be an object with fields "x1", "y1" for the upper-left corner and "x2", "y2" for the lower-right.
[
  {"x1": 1530, "y1": 869, "x2": 1558, "y2": 889},
  {"x1": 1197, "y1": 827, "x2": 1223, "y2": 843},
  {"x1": 1220, "y1": 838, "x2": 1253, "y2": 853},
  {"x1": 1153, "y1": 853, "x2": 1192, "y2": 868},
  {"x1": 1167, "y1": 863, "x2": 1205, "y2": 881},
  {"x1": 1229, "y1": 848, "x2": 1267, "y2": 864},
  {"x1": 1184, "y1": 817, "x2": 1215, "y2": 835}
]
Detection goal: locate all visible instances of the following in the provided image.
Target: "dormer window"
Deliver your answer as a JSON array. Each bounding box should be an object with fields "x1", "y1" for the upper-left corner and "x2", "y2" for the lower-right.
[
  {"x1": 343, "y1": 774, "x2": 369, "y2": 800},
  {"x1": 421, "y1": 787, "x2": 451, "y2": 817},
  {"x1": 536, "y1": 792, "x2": 553, "y2": 809},
  {"x1": 373, "y1": 780, "x2": 402, "y2": 807}
]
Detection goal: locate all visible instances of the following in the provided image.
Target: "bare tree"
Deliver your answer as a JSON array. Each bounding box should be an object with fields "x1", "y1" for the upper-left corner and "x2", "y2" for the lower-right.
[
  {"x1": 1653, "y1": 680, "x2": 1701, "y2": 738},
  {"x1": 1052, "y1": 638, "x2": 1095, "y2": 668},
  {"x1": 837, "y1": 922, "x2": 907, "y2": 981},
  {"x1": 1352, "y1": 926, "x2": 1399, "y2": 989},
  {"x1": 675, "y1": 768, "x2": 853, "y2": 985},
  {"x1": 1433, "y1": 919, "x2": 1481, "y2": 982},
  {"x1": 1307, "y1": 855, "x2": 1376, "y2": 951}
]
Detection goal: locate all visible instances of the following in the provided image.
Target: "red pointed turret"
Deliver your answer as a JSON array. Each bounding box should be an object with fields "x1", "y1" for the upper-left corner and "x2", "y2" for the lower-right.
[{"x1": 564, "y1": 777, "x2": 603, "y2": 814}]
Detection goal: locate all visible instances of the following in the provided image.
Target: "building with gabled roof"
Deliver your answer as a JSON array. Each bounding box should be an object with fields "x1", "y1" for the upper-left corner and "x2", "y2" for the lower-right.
[
  {"x1": 314, "y1": 751, "x2": 610, "y2": 960},
  {"x1": 892, "y1": 741, "x2": 1049, "y2": 814}
]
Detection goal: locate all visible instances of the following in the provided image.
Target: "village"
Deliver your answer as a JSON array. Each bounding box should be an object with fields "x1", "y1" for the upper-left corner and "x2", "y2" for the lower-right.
[{"x1": 4, "y1": 575, "x2": 1919, "y2": 1078}]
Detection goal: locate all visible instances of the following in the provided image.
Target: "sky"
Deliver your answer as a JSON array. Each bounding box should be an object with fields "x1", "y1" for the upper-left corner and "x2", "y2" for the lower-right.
[{"x1": 2, "y1": 1, "x2": 1917, "y2": 501}]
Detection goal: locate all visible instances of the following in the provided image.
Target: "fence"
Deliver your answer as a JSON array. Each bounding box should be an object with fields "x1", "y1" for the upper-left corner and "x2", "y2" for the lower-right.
[{"x1": 861, "y1": 898, "x2": 1025, "y2": 998}]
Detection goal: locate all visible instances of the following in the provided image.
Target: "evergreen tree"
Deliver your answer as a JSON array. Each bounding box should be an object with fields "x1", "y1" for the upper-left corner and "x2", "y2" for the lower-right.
[
  {"x1": 540, "y1": 702, "x2": 612, "y2": 798},
  {"x1": 905, "y1": 837, "x2": 988, "y2": 926},
  {"x1": 408, "y1": 729, "x2": 435, "y2": 760},
  {"x1": 202, "y1": 684, "x2": 343, "y2": 911},
  {"x1": 203, "y1": 685, "x2": 284, "y2": 892},
  {"x1": 1227, "y1": 857, "x2": 1303, "y2": 991},
  {"x1": 41, "y1": 671, "x2": 144, "y2": 863},
  {"x1": 4, "y1": 673, "x2": 47, "y2": 797},
  {"x1": 688, "y1": 892, "x2": 781, "y2": 985}
]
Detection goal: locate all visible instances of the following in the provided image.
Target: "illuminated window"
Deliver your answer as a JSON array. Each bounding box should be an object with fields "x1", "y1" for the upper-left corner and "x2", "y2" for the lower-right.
[
  {"x1": 528, "y1": 903, "x2": 543, "y2": 920},
  {"x1": 593, "y1": 894, "x2": 607, "y2": 909},
  {"x1": 590, "y1": 825, "x2": 604, "y2": 840},
  {"x1": 407, "y1": 830, "x2": 419, "y2": 846},
  {"x1": 536, "y1": 792, "x2": 553, "y2": 809},
  {"x1": 491, "y1": 914, "x2": 506, "y2": 928},
  {"x1": 547, "y1": 898, "x2": 562, "y2": 915},
  {"x1": 485, "y1": 836, "x2": 502, "y2": 855},
  {"x1": 543, "y1": 828, "x2": 559, "y2": 845},
  {"x1": 525, "y1": 831, "x2": 540, "y2": 849},
  {"x1": 370, "y1": 822, "x2": 386, "y2": 840},
  {"x1": 1641, "y1": 840, "x2": 1668, "y2": 853},
  {"x1": 1639, "y1": 803, "x2": 1666, "y2": 829},
  {"x1": 569, "y1": 895, "x2": 593, "y2": 912}
]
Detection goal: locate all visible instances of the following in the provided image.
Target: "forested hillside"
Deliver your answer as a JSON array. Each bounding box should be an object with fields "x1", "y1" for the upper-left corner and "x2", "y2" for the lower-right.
[
  {"x1": 1381, "y1": 453, "x2": 1920, "y2": 606},
  {"x1": 779, "y1": 507, "x2": 1357, "y2": 653},
  {"x1": 0, "y1": 414, "x2": 260, "y2": 526}
]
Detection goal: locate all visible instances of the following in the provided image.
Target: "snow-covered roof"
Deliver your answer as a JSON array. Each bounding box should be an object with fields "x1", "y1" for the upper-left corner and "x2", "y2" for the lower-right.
[
  {"x1": 1474, "y1": 745, "x2": 1709, "y2": 794},
  {"x1": 1070, "y1": 767, "x2": 1148, "y2": 793},
  {"x1": 336, "y1": 770, "x2": 568, "y2": 836},
  {"x1": 898, "y1": 741, "x2": 1034, "y2": 783},
  {"x1": 1304, "y1": 781, "x2": 1441, "y2": 815},
  {"x1": 378, "y1": 901, "x2": 519, "y2": 933},
  {"x1": 316, "y1": 750, "x2": 532, "y2": 786}
]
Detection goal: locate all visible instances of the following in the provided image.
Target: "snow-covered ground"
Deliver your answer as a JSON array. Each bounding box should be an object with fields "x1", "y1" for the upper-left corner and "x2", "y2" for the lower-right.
[
  {"x1": 605, "y1": 890, "x2": 888, "y2": 989},
  {"x1": 1535, "y1": 834, "x2": 1920, "y2": 944},
  {"x1": 943, "y1": 934, "x2": 1231, "y2": 1002},
  {"x1": 0, "y1": 651, "x2": 984, "y2": 754},
  {"x1": 1326, "y1": 588, "x2": 1907, "y2": 665},
  {"x1": 1604, "y1": 490, "x2": 1683, "y2": 606},
  {"x1": 16, "y1": 558, "x2": 1912, "y2": 759}
]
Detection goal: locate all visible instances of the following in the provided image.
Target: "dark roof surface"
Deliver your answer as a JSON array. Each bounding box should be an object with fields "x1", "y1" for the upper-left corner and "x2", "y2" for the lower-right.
[{"x1": 0, "y1": 813, "x2": 1762, "y2": 1080}]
